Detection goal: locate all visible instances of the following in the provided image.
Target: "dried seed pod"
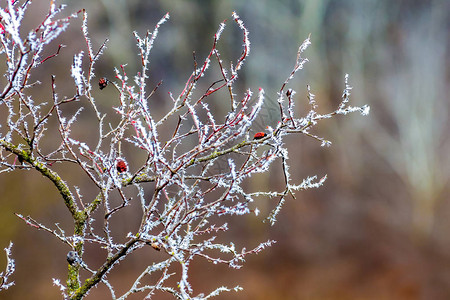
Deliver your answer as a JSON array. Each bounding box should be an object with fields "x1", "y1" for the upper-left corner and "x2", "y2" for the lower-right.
[
  {"x1": 98, "y1": 77, "x2": 108, "y2": 90},
  {"x1": 253, "y1": 132, "x2": 266, "y2": 140},
  {"x1": 67, "y1": 251, "x2": 80, "y2": 266},
  {"x1": 116, "y1": 159, "x2": 128, "y2": 173}
]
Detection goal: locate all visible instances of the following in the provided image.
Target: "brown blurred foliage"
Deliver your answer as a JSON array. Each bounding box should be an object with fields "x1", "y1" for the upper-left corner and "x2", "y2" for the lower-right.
[{"x1": 1, "y1": 0, "x2": 449, "y2": 299}]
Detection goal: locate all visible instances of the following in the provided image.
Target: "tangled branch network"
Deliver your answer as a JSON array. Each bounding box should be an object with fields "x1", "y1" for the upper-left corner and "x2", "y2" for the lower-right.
[{"x1": 0, "y1": 1, "x2": 369, "y2": 299}]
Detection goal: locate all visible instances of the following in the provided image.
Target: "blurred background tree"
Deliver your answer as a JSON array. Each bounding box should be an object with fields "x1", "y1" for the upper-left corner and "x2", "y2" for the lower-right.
[{"x1": 1, "y1": 0, "x2": 449, "y2": 299}]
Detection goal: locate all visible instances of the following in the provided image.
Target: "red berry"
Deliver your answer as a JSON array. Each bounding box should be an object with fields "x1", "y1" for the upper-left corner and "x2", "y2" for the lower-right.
[
  {"x1": 116, "y1": 159, "x2": 127, "y2": 173},
  {"x1": 253, "y1": 132, "x2": 266, "y2": 140},
  {"x1": 99, "y1": 77, "x2": 108, "y2": 90}
]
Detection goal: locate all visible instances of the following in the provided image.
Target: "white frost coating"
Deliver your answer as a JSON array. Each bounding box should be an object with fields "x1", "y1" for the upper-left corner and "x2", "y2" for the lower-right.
[
  {"x1": 0, "y1": 242, "x2": 15, "y2": 291},
  {"x1": 338, "y1": 74, "x2": 352, "y2": 110},
  {"x1": 294, "y1": 36, "x2": 311, "y2": 72},
  {"x1": 81, "y1": 10, "x2": 92, "y2": 57},
  {"x1": 52, "y1": 278, "x2": 68, "y2": 298},
  {"x1": 215, "y1": 22, "x2": 226, "y2": 40},
  {"x1": 231, "y1": 11, "x2": 250, "y2": 59},
  {"x1": 0, "y1": 1, "x2": 25, "y2": 51},
  {"x1": 248, "y1": 88, "x2": 264, "y2": 121},
  {"x1": 71, "y1": 51, "x2": 85, "y2": 95},
  {"x1": 360, "y1": 104, "x2": 370, "y2": 116}
]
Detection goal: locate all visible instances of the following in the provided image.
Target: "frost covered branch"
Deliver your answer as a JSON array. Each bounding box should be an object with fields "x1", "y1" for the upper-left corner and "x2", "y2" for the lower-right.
[
  {"x1": 0, "y1": 1, "x2": 368, "y2": 299},
  {"x1": 0, "y1": 242, "x2": 15, "y2": 291}
]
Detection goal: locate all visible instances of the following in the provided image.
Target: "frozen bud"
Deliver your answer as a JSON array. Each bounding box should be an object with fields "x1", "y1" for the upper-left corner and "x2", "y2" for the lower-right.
[
  {"x1": 151, "y1": 242, "x2": 161, "y2": 251},
  {"x1": 67, "y1": 251, "x2": 80, "y2": 266},
  {"x1": 98, "y1": 77, "x2": 108, "y2": 90},
  {"x1": 253, "y1": 132, "x2": 266, "y2": 140},
  {"x1": 286, "y1": 89, "x2": 293, "y2": 97},
  {"x1": 116, "y1": 159, "x2": 128, "y2": 173}
]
